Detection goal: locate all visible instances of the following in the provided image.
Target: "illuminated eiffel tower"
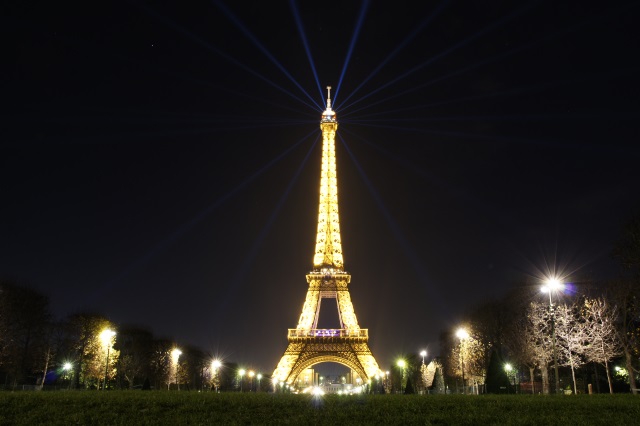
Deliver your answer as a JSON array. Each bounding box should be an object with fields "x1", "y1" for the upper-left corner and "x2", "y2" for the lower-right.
[{"x1": 272, "y1": 86, "x2": 381, "y2": 386}]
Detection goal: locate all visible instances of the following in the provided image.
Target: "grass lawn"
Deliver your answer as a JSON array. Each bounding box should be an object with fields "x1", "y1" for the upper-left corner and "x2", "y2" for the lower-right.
[{"x1": 0, "y1": 392, "x2": 638, "y2": 425}]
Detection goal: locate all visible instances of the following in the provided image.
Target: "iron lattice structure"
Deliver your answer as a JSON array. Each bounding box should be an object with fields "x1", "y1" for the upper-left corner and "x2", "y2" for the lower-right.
[{"x1": 272, "y1": 87, "x2": 381, "y2": 385}]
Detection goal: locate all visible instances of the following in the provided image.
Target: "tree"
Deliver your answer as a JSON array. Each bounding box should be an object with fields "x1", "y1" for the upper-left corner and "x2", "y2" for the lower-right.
[
  {"x1": 485, "y1": 349, "x2": 512, "y2": 394},
  {"x1": 63, "y1": 313, "x2": 119, "y2": 389},
  {"x1": 442, "y1": 327, "x2": 485, "y2": 393},
  {"x1": 114, "y1": 326, "x2": 154, "y2": 389},
  {"x1": 555, "y1": 302, "x2": 589, "y2": 394},
  {"x1": 523, "y1": 302, "x2": 555, "y2": 394},
  {"x1": 148, "y1": 339, "x2": 172, "y2": 390},
  {"x1": 0, "y1": 281, "x2": 51, "y2": 388},
  {"x1": 582, "y1": 297, "x2": 622, "y2": 393},
  {"x1": 611, "y1": 211, "x2": 640, "y2": 394},
  {"x1": 432, "y1": 365, "x2": 446, "y2": 394},
  {"x1": 605, "y1": 278, "x2": 640, "y2": 394},
  {"x1": 423, "y1": 360, "x2": 438, "y2": 390},
  {"x1": 404, "y1": 376, "x2": 415, "y2": 394}
]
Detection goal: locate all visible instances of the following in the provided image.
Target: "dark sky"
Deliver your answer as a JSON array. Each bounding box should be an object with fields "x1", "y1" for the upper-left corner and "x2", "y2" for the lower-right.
[{"x1": 3, "y1": 0, "x2": 639, "y2": 375}]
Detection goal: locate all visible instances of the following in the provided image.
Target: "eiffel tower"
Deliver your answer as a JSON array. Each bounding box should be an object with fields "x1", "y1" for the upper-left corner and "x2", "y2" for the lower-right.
[{"x1": 272, "y1": 86, "x2": 381, "y2": 386}]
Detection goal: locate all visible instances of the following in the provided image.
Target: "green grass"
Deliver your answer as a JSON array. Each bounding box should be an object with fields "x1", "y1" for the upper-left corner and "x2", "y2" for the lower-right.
[{"x1": 0, "y1": 392, "x2": 638, "y2": 425}]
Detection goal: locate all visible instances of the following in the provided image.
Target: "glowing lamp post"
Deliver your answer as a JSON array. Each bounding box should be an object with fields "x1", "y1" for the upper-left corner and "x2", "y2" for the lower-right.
[
  {"x1": 100, "y1": 329, "x2": 116, "y2": 391},
  {"x1": 504, "y1": 363, "x2": 515, "y2": 393},
  {"x1": 248, "y1": 370, "x2": 255, "y2": 392},
  {"x1": 456, "y1": 328, "x2": 469, "y2": 394},
  {"x1": 211, "y1": 359, "x2": 222, "y2": 392},
  {"x1": 541, "y1": 277, "x2": 565, "y2": 394},
  {"x1": 171, "y1": 348, "x2": 182, "y2": 390},
  {"x1": 420, "y1": 350, "x2": 427, "y2": 365},
  {"x1": 238, "y1": 369, "x2": 246, "y2": 392},
  {"x1": 63, "y1": 362, "x2": 73, "y2": 389},
  {"x1": 257, "y1": 373, "x2": 262, "y2": 392},
  {"x1": 397, "y1": 359, "x2": 406, "y2": 394}
]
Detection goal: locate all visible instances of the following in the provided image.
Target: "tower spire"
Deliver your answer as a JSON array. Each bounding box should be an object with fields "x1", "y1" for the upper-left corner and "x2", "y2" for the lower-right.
[{"x1": 315, "y1": 84, "x2": 342, "y2": 269}]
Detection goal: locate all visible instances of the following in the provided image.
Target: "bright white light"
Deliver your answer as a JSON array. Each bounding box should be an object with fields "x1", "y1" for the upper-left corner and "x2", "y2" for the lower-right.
[
  {"x1": 257, "y1": 374, "x2": 262, "y2": 380},
  {"x1": 100, "y1": 329, "x2": 116, "y2": 345},
  {"x1": 312, "y1": 386, "x2": 325, "y2": 396},
  {"x1": 63, "y1": 362, "x2": 72, "y2": 371},
  {"x1": 397, "y1": 359, "x2": 406, "y2": 368},
  {"x1": 504, "y1": 363, "x2": 513, "y2": 372},
  {"x1": 171, "y1": 348, "x2": 182, "y2": 363},
  {"x1": 420, "y1": 350, "x2": 427, "y2": 357},
  {"x1": 239, "y1": 369, "x2": 246, "y2": 377},
  {"x1": 211, "y1": 359, "x2": 222, "y2": 370},
  {"x1": 456, "y1": 328, "x2": 469, "y2": 340},
  {"x1": 541, "y1": 277, "x2": 565, "y2": 293}
]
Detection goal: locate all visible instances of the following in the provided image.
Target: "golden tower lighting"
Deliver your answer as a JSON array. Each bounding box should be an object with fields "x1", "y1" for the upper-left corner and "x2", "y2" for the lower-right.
[{"x1": 272, "y1": 86, "x2": 381, "y2": 386}]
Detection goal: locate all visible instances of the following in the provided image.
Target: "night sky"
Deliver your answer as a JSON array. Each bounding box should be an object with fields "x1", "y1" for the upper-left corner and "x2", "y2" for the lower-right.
[{"x1": 3, "y1": 1, "x2": 639, "y2": 375}]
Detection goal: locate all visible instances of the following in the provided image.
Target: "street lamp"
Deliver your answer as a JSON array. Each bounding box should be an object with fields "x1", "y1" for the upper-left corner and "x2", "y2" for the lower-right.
[
  {"x1": 257, "y1": 373, "x2": 262, "y2": 392},
  {"x1": 100, "y1": 329, "x2": 116, "y2": 391},
  {"x1": 397, "y1": 359, "x2": 406, "y2": 394},
  {"x1": 171, "y1": 348, "x2": 182, "y2": 390},
  {"x1": 504, "y1": 363, "x2": 515, "y2": 393},
  {"x1": 63, "y1": 362, "x2": 73, "y2": 389},
  {"x1": 248, "y1": 370, "x2": 255, "y2": 392},
  {"x1": 211, "y1": 359, "x2": 222, "y2": 392},
  {"x1": 238, "y1": 369, "x2": 246, "y2": 392},
  {"x1": 456, "y1": 328, "x2": 469, "y2": 394},
  {"x1": 541, "y1": 277, "x2": 565, "y2": 394},
  {"x1": 420, "y1": 350, "x2": 427, "y2": 365}
]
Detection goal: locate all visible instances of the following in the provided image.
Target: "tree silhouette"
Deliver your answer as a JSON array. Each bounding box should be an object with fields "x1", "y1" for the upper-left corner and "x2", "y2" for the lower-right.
[
  {"x1": 404, "y1": 376, "x2": 415, "y2": 394},
  {"x1": 485, "y1": 350, "x2": 511, "y2": 394}
]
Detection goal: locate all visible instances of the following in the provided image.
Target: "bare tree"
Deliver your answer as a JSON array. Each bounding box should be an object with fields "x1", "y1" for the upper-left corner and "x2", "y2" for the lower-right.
[
  {"x1": 582, "y1": 297, "x2": 622, "y2": 393},
  {"x1": 555, "y1": 302, "x2": 590, "y2": 394},
  {"x1": 522, "y1": 302, "x2": 554, "y2": 394}
]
